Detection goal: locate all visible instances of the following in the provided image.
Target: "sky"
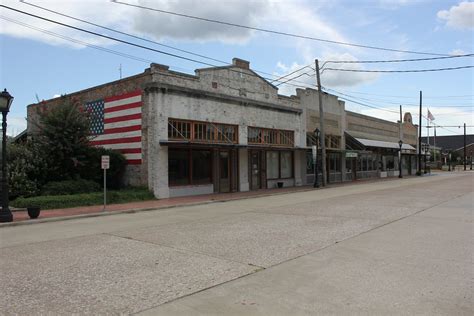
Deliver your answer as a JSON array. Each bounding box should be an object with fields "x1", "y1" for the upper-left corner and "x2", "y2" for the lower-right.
[{"x1": 1, "y1": 0, "x2": 473, "y2": 137}]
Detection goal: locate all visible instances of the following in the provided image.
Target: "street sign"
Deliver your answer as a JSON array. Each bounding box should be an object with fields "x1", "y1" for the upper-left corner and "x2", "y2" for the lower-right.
[
  {"x1": 101, "y1": 155, "x2": 110, "y2": 212},
  {"x1": 346, "y1": 152, "x2": 358, "y2": 158},
  {"x1": 312, "y1": 145, "x2": 317, "y2": 163},
  {"x1": 101, "y1": 155, "x2": 110, "y2": 169}
]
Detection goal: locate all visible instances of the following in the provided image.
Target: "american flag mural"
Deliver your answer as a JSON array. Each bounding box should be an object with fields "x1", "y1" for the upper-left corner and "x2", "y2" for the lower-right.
[{"x1": 86, "y1": 90, "x2": 142, "y2": 165}]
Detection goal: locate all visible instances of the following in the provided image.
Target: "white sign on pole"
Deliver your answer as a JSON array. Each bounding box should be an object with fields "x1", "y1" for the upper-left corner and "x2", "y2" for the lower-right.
[
  {"x1": 101, "y1": 155, "x2": 110, "y2": 169},
  {"x1": 312, "y1": 145, "x2": 317, "y2": 163},
  {"x1": 101, "y1": 155, "x2": 110, "y2": 211}
]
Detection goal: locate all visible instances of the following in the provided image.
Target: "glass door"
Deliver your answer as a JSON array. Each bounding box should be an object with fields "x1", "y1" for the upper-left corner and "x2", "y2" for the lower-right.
[
  {"x1": 219, "y1": 150, "x2": 230, "y2": 193},
  {"x1": 250, "y1": 151, "x2": 261, "y2": 190}
]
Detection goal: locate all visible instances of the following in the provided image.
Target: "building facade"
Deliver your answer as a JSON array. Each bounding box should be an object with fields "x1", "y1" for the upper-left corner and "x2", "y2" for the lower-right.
[{"x1": 27, "y1": 58, "x2": 418, "y2": 198}]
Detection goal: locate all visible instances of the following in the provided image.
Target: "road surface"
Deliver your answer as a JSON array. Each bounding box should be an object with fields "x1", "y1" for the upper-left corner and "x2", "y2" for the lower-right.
[{"x1": 1, "y1": 172, "x2": 472, "y2": 315}]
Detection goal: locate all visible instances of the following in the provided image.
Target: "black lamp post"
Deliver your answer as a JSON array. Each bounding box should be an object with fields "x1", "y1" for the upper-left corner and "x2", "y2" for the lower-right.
[
  {"x1": 398, "y1": 140, "x2": 403, "y2": 178},
  {"x1": 448, "y1": 152, "x2": 452, "y2": 171},
  {"x1": 313, "y1": 128, "x2": 320, "y2": 188},
  {"x1": 0, "y1": 89, "x2": 13, "y2": 223}
]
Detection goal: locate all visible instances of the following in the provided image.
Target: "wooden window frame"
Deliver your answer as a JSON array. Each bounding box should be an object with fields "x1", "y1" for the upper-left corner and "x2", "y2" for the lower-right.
[
  {"x1": 168, "y1": 118, "x2": 238, "y2": 144},
  {"x1": 248, "y1": 126, "x2": 294, "y2": 147}
]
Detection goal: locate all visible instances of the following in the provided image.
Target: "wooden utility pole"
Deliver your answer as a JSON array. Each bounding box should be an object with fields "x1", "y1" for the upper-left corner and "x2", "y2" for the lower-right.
[
  {"x1": 464, "y1": 123, "x2": 466, "y2": 170},
  {"x1": 418, "y1": 91, "x2": 422, "y2": 175},
  {"x1": 315, "y1": 59, "x2": 327, "y2": 186}
]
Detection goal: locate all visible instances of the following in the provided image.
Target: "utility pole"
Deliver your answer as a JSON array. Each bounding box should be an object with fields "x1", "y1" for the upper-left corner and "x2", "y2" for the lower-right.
[
  {"x1": 464, "y1": 123, "x2": 466, "y2": 171},
  {"x1": 399, "y1": 105, "x2": 403, "y2": 176},
  {"x1": 119, "y1": 64, "x2": 122, "y2": 79},
  {"x1": 417, "y1": 91, "x2": 422, "y2": 175},
  {"x1": 315, "y1": 59, "x2": 327, "y2": 186}
]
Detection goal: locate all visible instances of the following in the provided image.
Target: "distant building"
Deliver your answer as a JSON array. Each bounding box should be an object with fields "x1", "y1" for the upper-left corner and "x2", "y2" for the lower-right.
[
  {"x1": 422, "y1": 134, "x2": 474, "y2": 165},
  {"x1": 27, "y1": 58, "x2": 419, "y2": 198}
]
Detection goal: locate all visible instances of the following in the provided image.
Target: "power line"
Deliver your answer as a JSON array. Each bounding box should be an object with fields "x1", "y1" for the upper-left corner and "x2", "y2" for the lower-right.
[
  {"x1": 316, "y1": 90, "x2": 473, "y2": 108},
  {"x1": 1, "y1": 4, "x2": 315, "y2": 91},
  {"x1": 10, "y1": 2, "x2": 319, "y2": 89},
  {"x1": 20, "y1": 0, "x2": 229, "y2": 65},
  {"x1": 324, "y1": 54, "x2": 474, "y2": 64},
  {"x1": 321, "y1": 86, "x2": 399, "y2": 114},
  {"x1": 324, "y1": 90, "x2": 474, "y2": 100},
  {"x1": 275, "y1": 71, "x2": 314, "y2": 87},
  {"x1": 111, "y1": 0, "x2": 452, "y2": 57},
  {"x1": 323, "y1": 65, "x2": 474, "y2": 73},
  {"x1": 0, "y1": 15, "x2": 155, "y2": 64},
  {"x1": 270, "y1": 65, "x2": 313, "y2": 83}
]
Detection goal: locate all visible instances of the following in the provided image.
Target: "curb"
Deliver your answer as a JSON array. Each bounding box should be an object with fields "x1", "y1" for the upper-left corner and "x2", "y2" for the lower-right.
[
  {"x1": 1, "y1": 172, "x2": 451, "y2": 228},
  {"x1": 0, "y1": 187, "x2": 317, "y2": 228}
]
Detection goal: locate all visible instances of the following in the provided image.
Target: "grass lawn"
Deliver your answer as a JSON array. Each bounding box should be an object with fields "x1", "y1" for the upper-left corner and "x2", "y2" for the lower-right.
[{"x1": 11, "y1": 187, "x2": 155, "y2": 210}]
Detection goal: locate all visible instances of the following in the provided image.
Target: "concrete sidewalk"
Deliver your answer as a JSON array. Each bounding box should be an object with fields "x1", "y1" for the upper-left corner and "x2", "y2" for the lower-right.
[{"x1": 9, "y1": 174, "x2": 432, "y2": 224}]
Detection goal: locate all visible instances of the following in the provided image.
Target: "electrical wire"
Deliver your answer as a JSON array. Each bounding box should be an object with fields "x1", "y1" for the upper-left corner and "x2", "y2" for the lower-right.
[
  {"x1": 324, "y1": 54, "x2": 474, "y2": 64},
  {"x1": 321, "y1": 90, "x2": 474, "y2": 100},
  {"x1": 0, "y1": 15, "x2": 155, "y2": 64},
  {"x1": 111, "y1": 0, "x2": 453, "y2": 57},
  {"x1": 0, "y1": 4, "x2": 316, "y2": 91},
  {"x1": 323, "y1": 66, "x2": 474, "y2": 73},
  {"x1": 19, "y1": 0, "x2": 318, "y2": 87}
]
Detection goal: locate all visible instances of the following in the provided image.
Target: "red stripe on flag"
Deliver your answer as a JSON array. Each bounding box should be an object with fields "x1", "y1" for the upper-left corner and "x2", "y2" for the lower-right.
[
  {"x1": 104, "y1": 90, "x2": 141, "y2": 102},
  {"x1": 104, "y1": 113, "x2": 141, "y2": 124},
  {"x1": 104, "y1": 101, "x2": 142, "y2": 113},
  {"x1": 90, "y1": 136, "x2": 141, "y2": 146},
  {"x1": 126, "y1": 159, "x2": 142, "y2": 165},
  {"x1": 119, "y1": 148, "x2": 141, "y2": 154},
  {"x1": 105, "y1": 125, "x2": 141, "y2": 134}
]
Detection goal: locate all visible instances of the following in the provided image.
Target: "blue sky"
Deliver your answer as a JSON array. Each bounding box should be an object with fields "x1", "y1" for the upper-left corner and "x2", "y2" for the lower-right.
[{"x1": 1, "y1": 0, "x2": 473, "y2": 137}]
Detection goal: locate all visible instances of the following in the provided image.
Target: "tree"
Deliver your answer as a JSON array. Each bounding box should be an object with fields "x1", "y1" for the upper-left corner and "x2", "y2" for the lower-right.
[{"x1": 33, "y1": 99, "x2": 91, "y2": 181}]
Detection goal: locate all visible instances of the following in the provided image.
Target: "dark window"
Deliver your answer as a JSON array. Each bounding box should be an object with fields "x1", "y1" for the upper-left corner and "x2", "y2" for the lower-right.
[
  {"x1": 192, "y1": 150, "x2": 212, "y2": 184},
  {"x1": 169, "y1": 148, "x2": 212, "y2": 186},
  {"x1": 168, "y1": 149, "x2": 190, "y2": 185}
]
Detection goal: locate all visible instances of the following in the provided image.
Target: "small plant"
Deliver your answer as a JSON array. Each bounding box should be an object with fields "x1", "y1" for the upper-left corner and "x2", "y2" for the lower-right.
[{"x1": 41, "y1": 179, "x2": 101, "y2": 196}]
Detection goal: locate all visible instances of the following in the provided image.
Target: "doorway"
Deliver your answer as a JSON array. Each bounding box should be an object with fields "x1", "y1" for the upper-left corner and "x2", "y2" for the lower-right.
[
  {"x1": 219, "y1": 150, "x2": 230, "y2": 193},
  {"x1": 250, "y1": 150, "x2": 261, "y2": 190}
]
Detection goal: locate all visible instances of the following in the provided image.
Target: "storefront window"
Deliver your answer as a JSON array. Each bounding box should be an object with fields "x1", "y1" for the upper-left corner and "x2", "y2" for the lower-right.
[
  {"x1": 266, "y1": 151, "x2": 293, "y2": 179},
  {"x1": 266, "y1": 151, "x2": 279, "y2": 179},
  {"x1": 192, "y1": 150, "x2": 212, "y2": 184},
  {"x1": 306, "y1": 150, "x2": 314, "y2": 174},
  {"x1": 169, "y1": 149, "x2": 190, "y2": 185},
  {"x1": 280, "y1": 151, "x2": 292, "y2": 178},
  {"x1": 329, "y1": 153, "x2": 341, "y2": 172},
  {"x1": 169, "y1": 148, "x2": 212, "y2": 185}
]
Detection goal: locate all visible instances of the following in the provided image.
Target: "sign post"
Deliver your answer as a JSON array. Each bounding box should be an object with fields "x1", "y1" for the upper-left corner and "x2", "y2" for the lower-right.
[{"x1": 101, "y1": 155, "x2": 110, "y2": 211}]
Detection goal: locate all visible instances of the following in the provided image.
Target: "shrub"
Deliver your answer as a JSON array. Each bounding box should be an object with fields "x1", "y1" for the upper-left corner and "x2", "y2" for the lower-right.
[
  {"x1": 41, "y1": 179, "x2": 101, "y2": 196},
  {"x1": 11, "y1": 187, "x2": 155, "y2": 210},
  {"x1": 77, "y1": 147, "x2": 127, "y2": 189},
  {"x1": 7, "y1": 141, "x2": 48, "y2": 199}
]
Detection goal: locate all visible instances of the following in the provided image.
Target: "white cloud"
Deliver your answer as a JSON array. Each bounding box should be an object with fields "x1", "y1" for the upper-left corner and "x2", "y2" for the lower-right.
[
  {"x1": 449, "y1": 48, "x2": 466, "y2": 55},
  {"x1": 437, "y1": 1, "x2": 474, "y2": 30},
  {"x1": 132, "y1": 0, "x2": 269, "y2": 44},
  {"x1": 1, "y1": 0, "x2": 349, "y2": 48},
  {"x1": 0, "y1": 0, "x2": 130, "y2": 48}
]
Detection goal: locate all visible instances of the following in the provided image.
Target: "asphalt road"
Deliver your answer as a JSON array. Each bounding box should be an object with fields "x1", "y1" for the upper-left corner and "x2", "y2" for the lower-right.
[{"x1": 1, "y1": 172, "x2": 472, "y2": 315}]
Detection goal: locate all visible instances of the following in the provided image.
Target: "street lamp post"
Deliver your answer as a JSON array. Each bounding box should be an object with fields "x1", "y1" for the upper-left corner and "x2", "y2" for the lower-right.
[
  {"x1": 0, "y1": 89, "x2": 13, "y2": 223},
  {"x1": 313, "y1": 128, "x2": 320, "y2": 188},
  {"x1": 424, "y1": 144, "x2": 429, "y2": 174},
  {"x1": 398, "y1": 140, "x2": 403, "y2": 178},
  {"x1": 448, "y1": 152, "x2": 452, "y2": 172}
]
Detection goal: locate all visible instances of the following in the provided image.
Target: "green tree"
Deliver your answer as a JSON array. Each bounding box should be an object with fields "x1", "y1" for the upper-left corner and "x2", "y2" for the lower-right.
[{"x1": 33, "y1": 100, "x2": 91, "y2": 181}]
